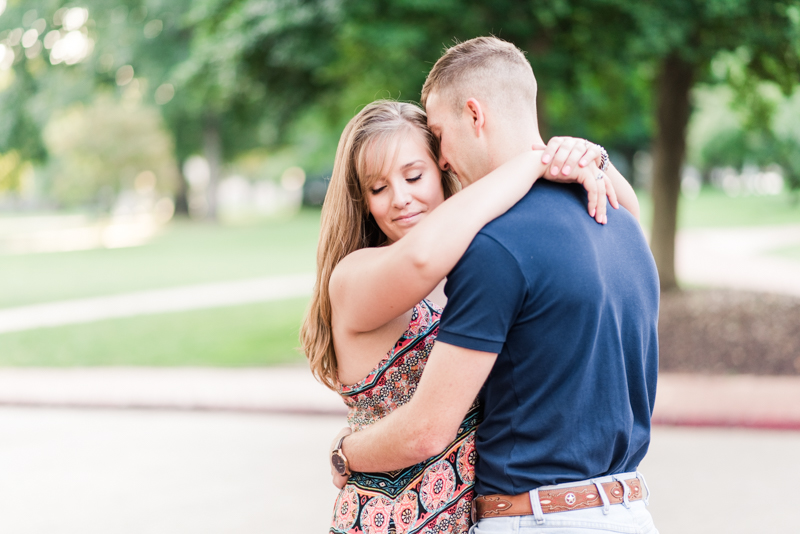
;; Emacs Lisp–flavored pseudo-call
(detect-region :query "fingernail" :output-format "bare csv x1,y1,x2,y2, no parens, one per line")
562,165,571,175
551,166,559,175
542,154,551,163
579,159,587,166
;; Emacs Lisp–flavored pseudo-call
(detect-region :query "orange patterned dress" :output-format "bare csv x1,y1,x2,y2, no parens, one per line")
331,299,479,534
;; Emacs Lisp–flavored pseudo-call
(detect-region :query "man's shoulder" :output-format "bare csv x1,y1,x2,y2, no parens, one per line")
477,181,585,245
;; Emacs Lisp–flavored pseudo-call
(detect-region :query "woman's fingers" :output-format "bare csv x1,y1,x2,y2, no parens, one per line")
581,167,599,219
540,137,602,179
605,174,620,210
594,172,608,224
559,141,593,177
578,144,599,168
580,167,608,224
533,137,600,176
549,138,580,177
539,137,562,164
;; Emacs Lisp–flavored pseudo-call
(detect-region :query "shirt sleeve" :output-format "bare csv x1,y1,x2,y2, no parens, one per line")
436,233,528,354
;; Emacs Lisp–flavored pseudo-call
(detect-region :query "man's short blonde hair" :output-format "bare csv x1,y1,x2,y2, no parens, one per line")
421,36,537,118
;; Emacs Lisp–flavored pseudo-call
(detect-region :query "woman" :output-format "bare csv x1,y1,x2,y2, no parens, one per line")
300,100,638,534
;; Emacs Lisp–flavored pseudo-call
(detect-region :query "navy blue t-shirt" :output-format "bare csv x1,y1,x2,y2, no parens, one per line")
436,181,659,496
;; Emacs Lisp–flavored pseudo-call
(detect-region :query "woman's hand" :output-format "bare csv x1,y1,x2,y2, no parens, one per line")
533,137,620,224
534,136,606,178
329,426,352,489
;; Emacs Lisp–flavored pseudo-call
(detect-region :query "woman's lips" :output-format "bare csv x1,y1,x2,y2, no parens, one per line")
394,212,422,224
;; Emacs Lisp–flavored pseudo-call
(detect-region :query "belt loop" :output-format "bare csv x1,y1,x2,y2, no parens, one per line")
591,479,611,515
612,475,631,509
636,471,651,506
528,488,545,525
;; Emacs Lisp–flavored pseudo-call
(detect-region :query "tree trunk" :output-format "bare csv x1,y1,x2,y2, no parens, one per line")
650,55,694,291
202,115,222,221
173,162,189,216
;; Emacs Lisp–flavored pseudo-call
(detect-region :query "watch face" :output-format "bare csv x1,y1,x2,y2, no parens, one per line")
332,452,348,476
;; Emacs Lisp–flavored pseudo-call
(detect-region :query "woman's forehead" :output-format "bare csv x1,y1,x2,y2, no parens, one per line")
362,129,431,182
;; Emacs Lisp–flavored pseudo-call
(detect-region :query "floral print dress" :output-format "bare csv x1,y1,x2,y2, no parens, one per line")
331,299,479,534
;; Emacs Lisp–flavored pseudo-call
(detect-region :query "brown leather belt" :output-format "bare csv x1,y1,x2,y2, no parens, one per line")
472,478,644,523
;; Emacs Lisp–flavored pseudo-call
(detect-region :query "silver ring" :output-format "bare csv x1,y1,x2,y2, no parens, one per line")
595,171,605,181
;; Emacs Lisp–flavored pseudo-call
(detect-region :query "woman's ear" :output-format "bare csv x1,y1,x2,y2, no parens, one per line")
464,98,485,137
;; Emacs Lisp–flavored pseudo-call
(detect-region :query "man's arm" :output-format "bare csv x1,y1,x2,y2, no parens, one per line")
336,233,526,477
342,342,497,472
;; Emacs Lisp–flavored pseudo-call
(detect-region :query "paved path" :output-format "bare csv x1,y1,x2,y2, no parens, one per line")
0,407,342,534
675,223,800,296
1,224,798,334
0,274,315,334
1,407,797,534
1,366,799,430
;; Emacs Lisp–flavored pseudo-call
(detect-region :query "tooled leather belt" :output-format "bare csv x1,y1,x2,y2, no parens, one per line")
472,478,644,523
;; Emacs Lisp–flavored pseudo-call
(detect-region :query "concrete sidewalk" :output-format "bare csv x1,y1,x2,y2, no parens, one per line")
3,407,797,534
675,223,800,296
1,366,799,430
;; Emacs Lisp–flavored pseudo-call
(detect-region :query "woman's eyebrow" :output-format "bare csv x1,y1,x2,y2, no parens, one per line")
401,160,424,170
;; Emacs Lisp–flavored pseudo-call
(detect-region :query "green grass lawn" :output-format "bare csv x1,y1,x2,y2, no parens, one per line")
3,190,798,368
0,209,321,308
0,298,310,366
637,188,800,229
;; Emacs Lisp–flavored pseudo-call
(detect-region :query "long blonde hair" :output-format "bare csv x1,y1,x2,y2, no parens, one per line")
300,100,460,390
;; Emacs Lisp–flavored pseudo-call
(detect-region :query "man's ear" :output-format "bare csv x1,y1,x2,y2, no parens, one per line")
464,98,485,137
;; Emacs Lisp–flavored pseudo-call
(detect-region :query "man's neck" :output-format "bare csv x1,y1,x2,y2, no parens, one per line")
488,125,545,172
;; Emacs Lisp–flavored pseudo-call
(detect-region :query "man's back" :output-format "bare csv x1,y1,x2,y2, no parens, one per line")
436,180,660,496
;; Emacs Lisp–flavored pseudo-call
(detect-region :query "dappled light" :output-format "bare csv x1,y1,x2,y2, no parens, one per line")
0,42,13,69
154,83,174,105
711,166,785,197
49,30,93,65
115,64,133,85
61,7,89,31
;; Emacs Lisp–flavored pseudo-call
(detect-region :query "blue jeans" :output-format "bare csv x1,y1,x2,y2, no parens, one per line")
469,473,658,534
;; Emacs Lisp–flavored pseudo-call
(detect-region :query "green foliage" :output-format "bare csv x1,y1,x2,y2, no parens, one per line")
42,96,179,207
2,0,800,206
689,84,800,191
0,149,31,192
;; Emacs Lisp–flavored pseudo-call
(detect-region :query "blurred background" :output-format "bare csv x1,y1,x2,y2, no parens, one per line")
0,0,799,533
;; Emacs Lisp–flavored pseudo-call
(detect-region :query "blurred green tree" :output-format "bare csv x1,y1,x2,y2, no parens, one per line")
603,0,800,290
264,0,800,289
43,97,179,207
2,0,798,268
0,0,305,216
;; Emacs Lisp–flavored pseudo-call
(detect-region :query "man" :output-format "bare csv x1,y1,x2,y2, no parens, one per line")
331,36,659,533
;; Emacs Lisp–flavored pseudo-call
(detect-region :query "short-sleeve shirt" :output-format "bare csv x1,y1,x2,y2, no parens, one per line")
436,181,660,496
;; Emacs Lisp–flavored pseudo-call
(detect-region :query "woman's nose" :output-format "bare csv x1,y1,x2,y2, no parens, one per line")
391,186,412,208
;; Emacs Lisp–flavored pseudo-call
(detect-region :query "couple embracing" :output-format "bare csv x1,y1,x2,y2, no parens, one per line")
301,36,660,534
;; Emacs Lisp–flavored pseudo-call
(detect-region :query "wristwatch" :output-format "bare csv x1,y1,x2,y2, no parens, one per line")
331,435,351,476
597,145,610,172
